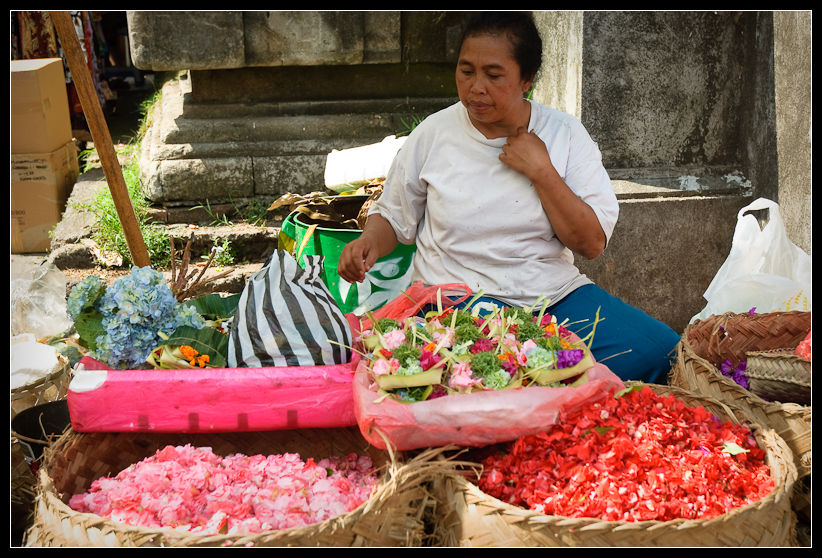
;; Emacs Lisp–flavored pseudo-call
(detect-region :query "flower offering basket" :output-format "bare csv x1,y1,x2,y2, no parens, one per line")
354,360,625,451
24,426,447,547
668,312,811,493
427,383,799,547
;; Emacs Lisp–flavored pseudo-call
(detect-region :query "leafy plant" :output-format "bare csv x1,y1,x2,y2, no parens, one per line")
396,115,423,137
191,199,233,226
70,86,170,267
206,238,236,266
238,199,271,226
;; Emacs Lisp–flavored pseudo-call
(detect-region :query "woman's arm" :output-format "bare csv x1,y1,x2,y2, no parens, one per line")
500,127,607,259
337,213,400,283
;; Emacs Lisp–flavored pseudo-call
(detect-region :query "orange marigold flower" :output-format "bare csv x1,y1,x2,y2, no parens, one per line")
179,345,198,360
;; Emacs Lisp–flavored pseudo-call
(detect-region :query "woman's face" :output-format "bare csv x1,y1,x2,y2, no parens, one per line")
456,32,533,137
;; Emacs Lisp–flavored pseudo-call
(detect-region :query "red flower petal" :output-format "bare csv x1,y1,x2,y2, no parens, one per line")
478,388,774,522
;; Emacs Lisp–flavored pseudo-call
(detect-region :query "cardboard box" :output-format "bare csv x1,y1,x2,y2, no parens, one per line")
11,58,73,154
11,141,80,253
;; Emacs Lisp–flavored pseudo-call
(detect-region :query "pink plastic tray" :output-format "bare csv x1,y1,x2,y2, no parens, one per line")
67,354,360,433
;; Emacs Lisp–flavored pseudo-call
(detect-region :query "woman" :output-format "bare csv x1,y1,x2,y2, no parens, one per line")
338,12,679,383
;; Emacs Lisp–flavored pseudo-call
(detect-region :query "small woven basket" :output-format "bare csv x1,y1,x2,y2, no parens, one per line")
668,311,811,478
11,352,70,543
24,427,445,547
429,383,798,547
745,349,811,405
11,352,70,419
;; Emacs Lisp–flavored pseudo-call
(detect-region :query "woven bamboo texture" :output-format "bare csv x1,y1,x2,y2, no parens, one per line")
24,427,447,547
11,352,70,418
12,438,38,538
429,383,798,547
668,311,811,478
745,350,811,405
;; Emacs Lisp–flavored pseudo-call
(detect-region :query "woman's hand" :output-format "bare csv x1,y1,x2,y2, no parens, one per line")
338,214,399,283
500,127,607,260
338,236,379,283
499,127,553,182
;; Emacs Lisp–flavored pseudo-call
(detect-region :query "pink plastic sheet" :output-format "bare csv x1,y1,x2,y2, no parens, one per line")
68,313,364,433
353,359,626,451
68,354,361,433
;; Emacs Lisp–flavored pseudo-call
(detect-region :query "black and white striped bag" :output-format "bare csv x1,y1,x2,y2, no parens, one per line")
227,250,353,368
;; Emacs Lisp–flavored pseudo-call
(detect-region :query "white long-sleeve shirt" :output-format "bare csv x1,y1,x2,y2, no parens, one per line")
368,100,619,308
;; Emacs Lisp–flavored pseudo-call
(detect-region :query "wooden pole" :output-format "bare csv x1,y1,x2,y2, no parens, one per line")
50,11,151,268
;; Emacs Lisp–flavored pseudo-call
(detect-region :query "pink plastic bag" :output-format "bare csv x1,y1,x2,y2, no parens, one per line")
796,329,811,361
357,281,472,333
352,358,626,451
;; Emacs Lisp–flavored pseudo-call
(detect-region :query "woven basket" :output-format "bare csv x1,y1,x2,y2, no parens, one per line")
668,311,811,478
429,383,798,547
24,427,445,547
11,352,70,419
12,438,38,542
745,349,811,405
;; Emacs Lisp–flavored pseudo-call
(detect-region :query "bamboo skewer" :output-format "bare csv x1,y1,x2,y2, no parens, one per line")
50,11,150,268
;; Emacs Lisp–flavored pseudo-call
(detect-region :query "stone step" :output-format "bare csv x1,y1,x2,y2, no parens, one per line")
139,77,455,205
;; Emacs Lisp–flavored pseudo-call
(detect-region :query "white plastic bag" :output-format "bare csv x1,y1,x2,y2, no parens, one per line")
691,197,812,323
10,261,73,338
324,135,407,193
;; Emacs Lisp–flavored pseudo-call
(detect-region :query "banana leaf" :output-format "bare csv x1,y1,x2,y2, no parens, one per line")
160,325,229,368
183,293,240,321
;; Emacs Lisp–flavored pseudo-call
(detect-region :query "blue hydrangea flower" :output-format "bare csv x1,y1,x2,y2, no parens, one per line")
66,276,106,320
89,266,205,369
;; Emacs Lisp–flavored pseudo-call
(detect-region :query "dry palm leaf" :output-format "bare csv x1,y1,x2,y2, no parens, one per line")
168,233,232,301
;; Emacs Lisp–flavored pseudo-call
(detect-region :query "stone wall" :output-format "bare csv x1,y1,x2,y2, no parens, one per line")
126,11,811,333
129,11,466,206
773,11,812,256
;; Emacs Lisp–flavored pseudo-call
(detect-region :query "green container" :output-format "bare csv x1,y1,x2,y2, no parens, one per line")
280,197,416,315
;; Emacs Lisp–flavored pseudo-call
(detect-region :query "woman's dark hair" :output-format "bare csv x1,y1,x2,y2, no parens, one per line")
459,11,543,83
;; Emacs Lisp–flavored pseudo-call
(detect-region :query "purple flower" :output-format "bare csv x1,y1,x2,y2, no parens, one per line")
556,349,584,369
720,359,749,390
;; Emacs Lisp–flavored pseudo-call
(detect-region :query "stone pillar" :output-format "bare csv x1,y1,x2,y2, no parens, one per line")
531,11,584,119
773,11,812,255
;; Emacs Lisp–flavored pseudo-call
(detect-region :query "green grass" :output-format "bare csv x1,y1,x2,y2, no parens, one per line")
72,86,171,268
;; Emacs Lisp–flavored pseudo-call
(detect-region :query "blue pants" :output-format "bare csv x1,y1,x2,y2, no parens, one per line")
445,284,680,384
